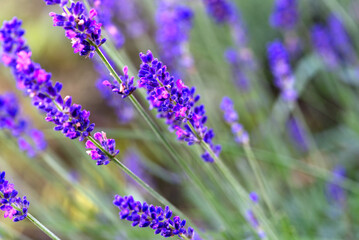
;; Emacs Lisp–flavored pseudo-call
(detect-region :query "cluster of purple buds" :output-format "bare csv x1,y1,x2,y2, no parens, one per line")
286,116,309,153
326,166,346,209
202,0,233,23
138,50,221,162
225,49,251,91
220,97,249,145
270,0,298,30
156,2,194,73
0,93,46,157
47,1,106,58
89,0,125,48
113,195,195,239
311,15,356,68
86,131,119,165
44,0,68,6
102,66,136,98
245,192,266,239
0,18,95,141
267,41,297,102
0,171,29,222
94,58,135,123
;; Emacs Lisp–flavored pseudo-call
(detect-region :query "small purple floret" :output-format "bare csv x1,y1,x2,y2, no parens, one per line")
86,131,119,165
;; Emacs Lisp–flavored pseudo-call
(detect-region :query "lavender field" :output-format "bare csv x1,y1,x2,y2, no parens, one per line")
0,0,358,239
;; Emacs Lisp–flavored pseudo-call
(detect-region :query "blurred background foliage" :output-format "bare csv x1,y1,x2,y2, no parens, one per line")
1,0,359,239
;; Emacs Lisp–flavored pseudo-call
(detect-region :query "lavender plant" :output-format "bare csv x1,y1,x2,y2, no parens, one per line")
1,0,359,239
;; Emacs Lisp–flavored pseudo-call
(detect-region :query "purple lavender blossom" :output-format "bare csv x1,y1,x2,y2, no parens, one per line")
102,66,136,98
113,195,195,239
270,0,298,30
326,166,346,209
0,18,95,141
245,192,266,239
44,0,67,6
156,2,194,73
327,15,356,64
202,0,233,23
225,49,251,91
47,1,106,58
286,116,309,153
89,0,125,48
138,50,221,162
86,131,119,165
267,41,297,102
0,93,46,157
310,24,339,69
0,171,29,222
220,97,249,145
123,150,153,187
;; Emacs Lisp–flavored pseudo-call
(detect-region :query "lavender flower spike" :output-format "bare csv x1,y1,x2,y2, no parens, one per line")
47,1,106,58
220,97,249,145
0,171,29,222
0,93,46,157
270,0,298,30
138,50,221,162
113,195,195,239
202,0,233,23
267,40,297,102
86,131,119,165
245,192,266,239
0,18,95,141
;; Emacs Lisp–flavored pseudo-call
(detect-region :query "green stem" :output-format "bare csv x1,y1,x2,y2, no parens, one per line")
243,142,276,217
26,213,61,240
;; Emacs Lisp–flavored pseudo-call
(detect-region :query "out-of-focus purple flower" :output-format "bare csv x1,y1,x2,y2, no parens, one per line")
327,15,356,64
326,166,346,208
47,1,106,58
123,150,153,187
286,116,309,153
138,50,221,162
113,195,195,239
267,40,297,102
202,0,233,23
86,131,119,165
44,0,67,6
0,93,46,157
0,171,29,222
220,97,249,145
225,49,251,91
311,24,340,69
245,192,266,239
270,0,298,30
0,18,95,141
156,2,194,73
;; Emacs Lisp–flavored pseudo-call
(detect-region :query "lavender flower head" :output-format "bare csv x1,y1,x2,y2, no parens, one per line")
270,0,298,30
267,41,297,102
113,195,195,239
326,166,346,208
310,24,339,69
0,93,46,157
220,97,249,145
156,1,194,72
286,116,309,153
86,131,119,165
102,66,136,98
245,192,266,239
138,50,221,162
0,171,29,222
47,1,106,58
327,15,356,64
202,0,233,23
0,18,95,141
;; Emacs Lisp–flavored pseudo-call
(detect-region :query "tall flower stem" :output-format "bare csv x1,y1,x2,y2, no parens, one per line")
243,142,276,216
0,193,61,240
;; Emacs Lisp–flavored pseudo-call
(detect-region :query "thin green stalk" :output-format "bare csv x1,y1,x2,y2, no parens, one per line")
243,142,276,217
